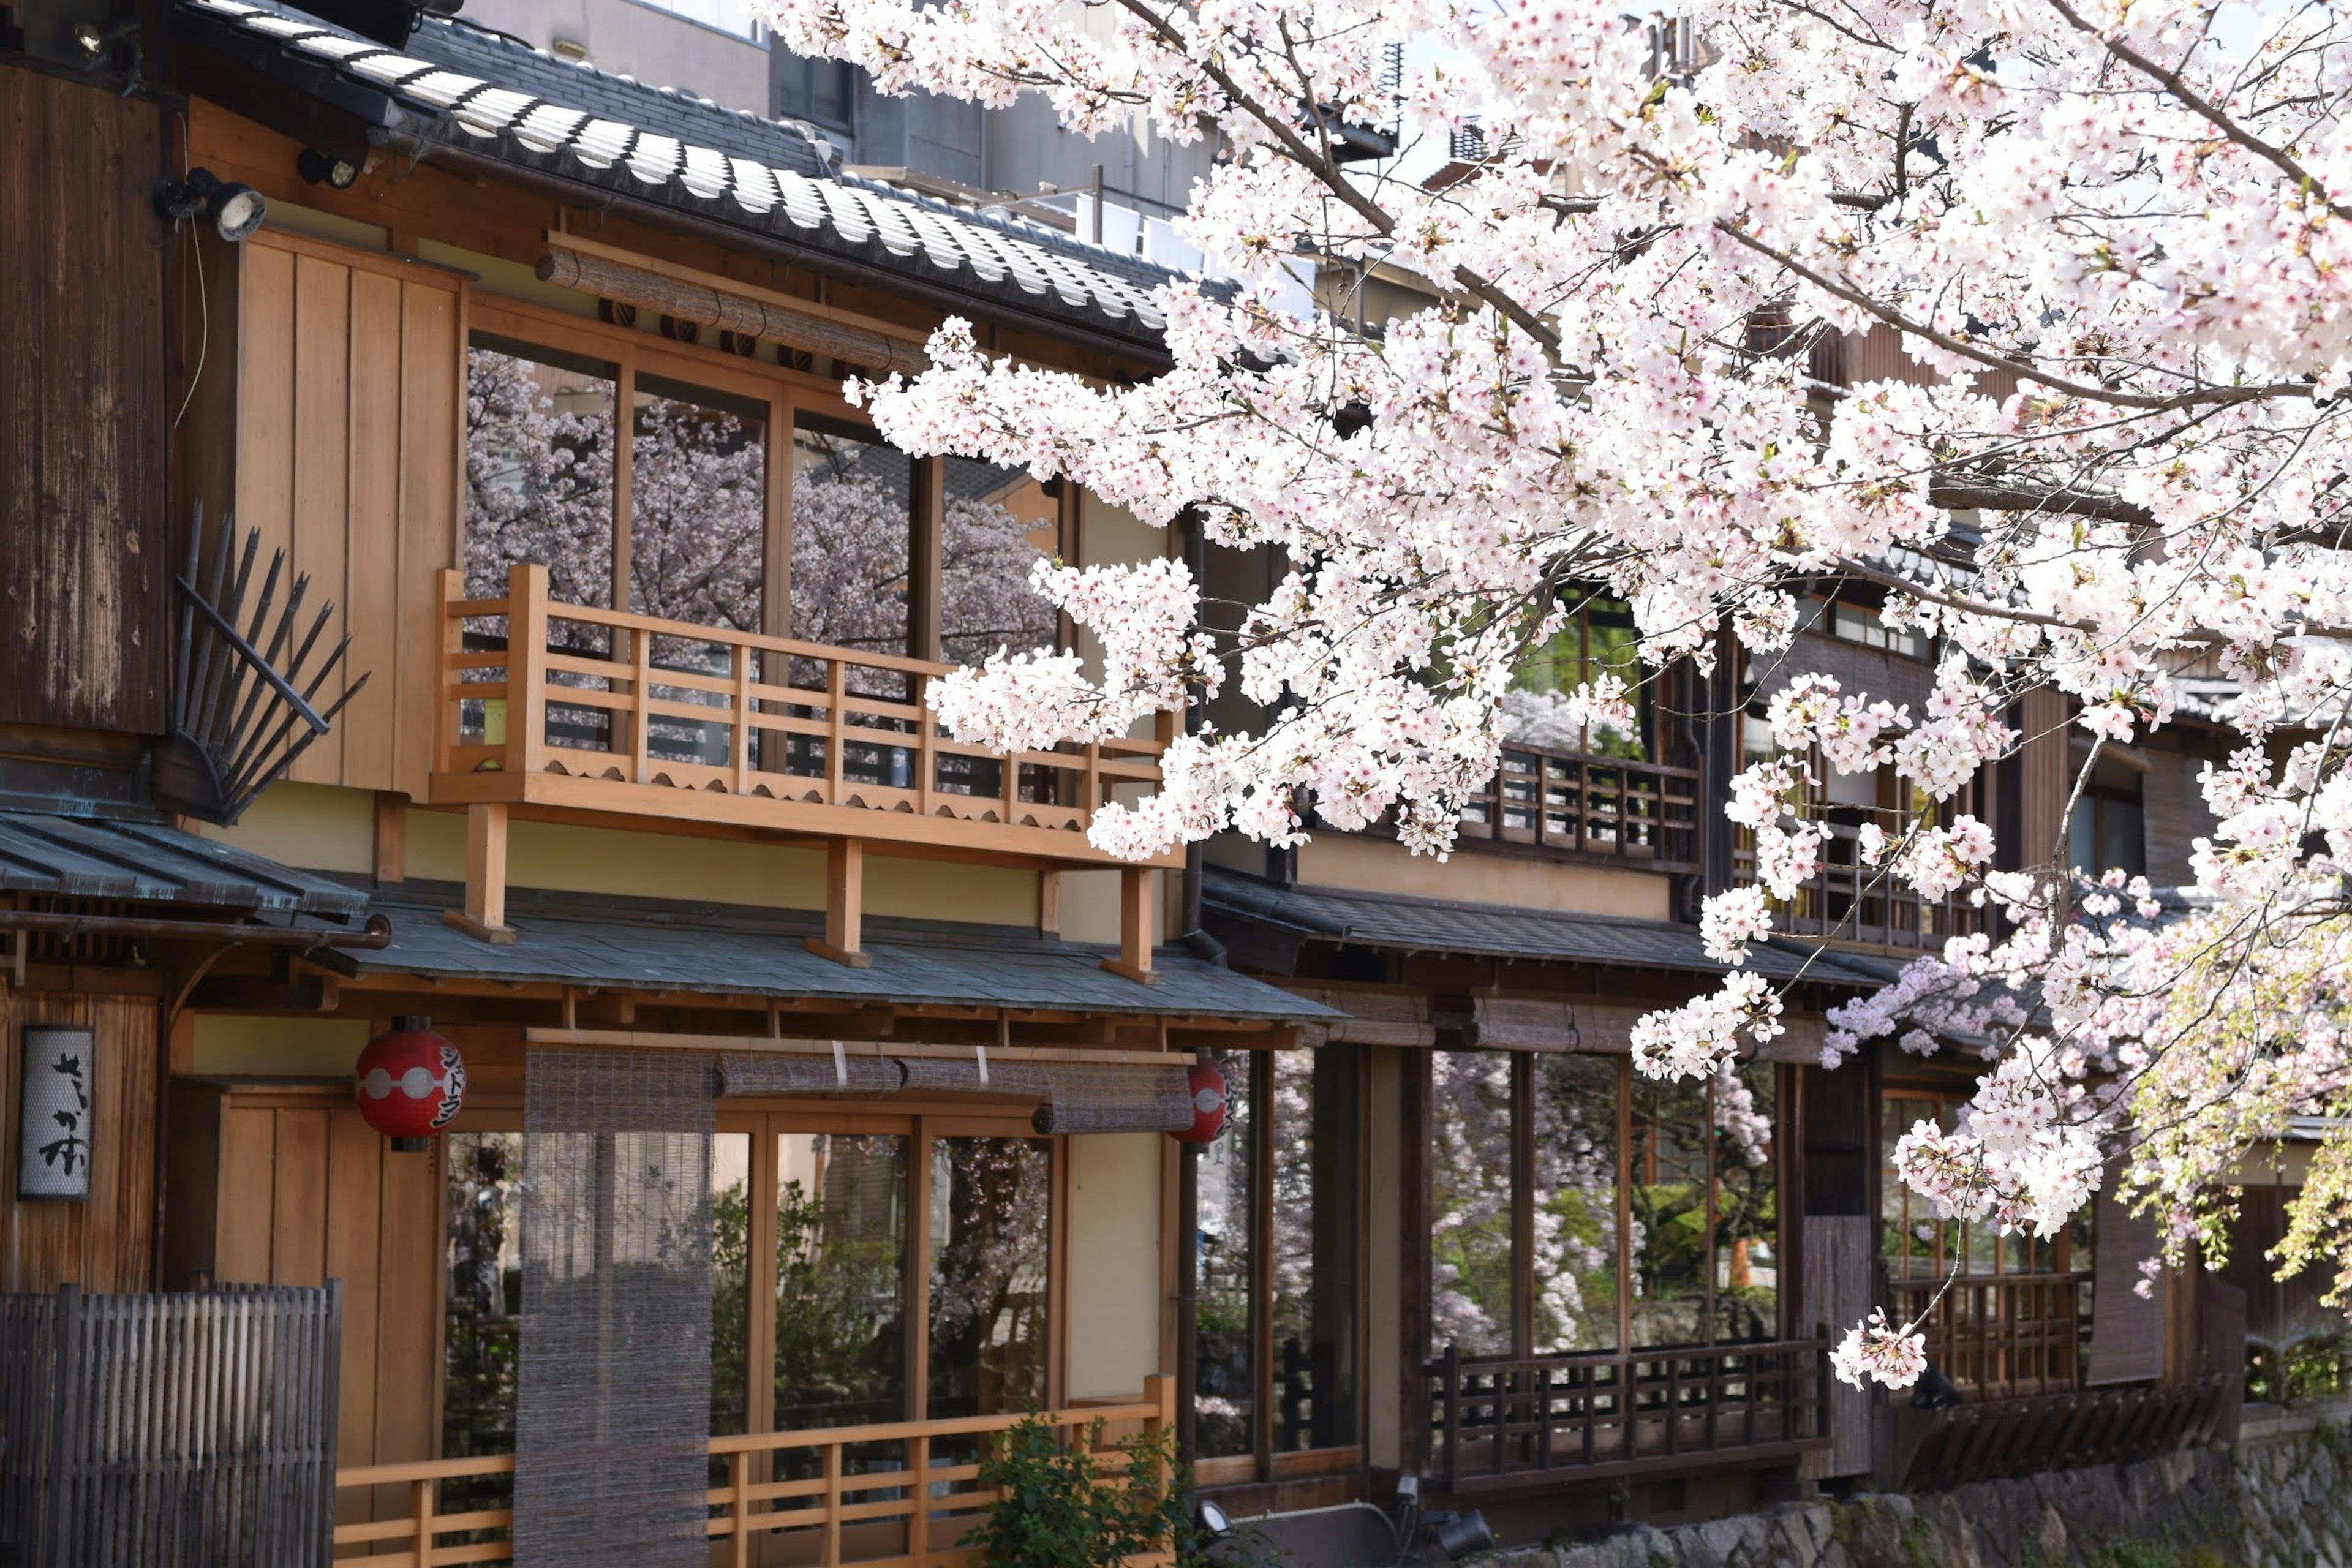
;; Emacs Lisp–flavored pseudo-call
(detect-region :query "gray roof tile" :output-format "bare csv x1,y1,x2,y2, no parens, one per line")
1202,867,1887,987
0,813,372,919
176,0,1182,347
331,881,1335,1020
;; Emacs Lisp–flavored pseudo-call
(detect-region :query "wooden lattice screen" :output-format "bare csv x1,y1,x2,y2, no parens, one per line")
0,1282,341,1567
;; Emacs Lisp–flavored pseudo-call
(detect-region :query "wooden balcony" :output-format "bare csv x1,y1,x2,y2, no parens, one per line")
428,564,1175,971
1425,1336,1829,1493
1455,745,1701,874
1888,1271,2087,1401
330,1380,1174,1567
1735,807,1982,954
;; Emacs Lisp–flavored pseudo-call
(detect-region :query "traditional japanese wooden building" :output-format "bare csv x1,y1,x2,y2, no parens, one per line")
0,0,2253,1562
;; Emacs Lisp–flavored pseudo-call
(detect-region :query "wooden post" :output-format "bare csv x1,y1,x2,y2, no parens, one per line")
372,791,407,884
629,624,654,785
1101,865,1159,984
507,561,550,775
909,1431,931,1568
732,644,754,796
410,1474,436,1568
1038,869,1061,937
821,1441,843,1567
730,1449,752,1568
434,568,466,774
910,456,943,663
824,658,848,805
804,837,870,967
443,801,516,944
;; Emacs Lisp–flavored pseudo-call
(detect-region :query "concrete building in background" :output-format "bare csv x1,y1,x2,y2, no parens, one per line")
461,0,772,116
459,0,1219,255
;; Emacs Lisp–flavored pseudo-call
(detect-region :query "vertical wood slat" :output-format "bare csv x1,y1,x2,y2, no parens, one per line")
0,1284,340,1567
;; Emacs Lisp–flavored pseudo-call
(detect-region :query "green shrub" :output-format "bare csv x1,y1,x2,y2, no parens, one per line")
970,1413,1177,1568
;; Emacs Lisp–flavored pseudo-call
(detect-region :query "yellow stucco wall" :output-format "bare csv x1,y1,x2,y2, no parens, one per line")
192,1014,371,1077
1065,1131,1166,1400
205,782,1051,927
1296,834,1674,921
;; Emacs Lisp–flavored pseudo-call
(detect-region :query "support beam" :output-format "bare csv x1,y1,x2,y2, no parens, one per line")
1102,865,1161,984
443,801,516,944
805,837,872,967
373,791,407,884
1038,869,1061,937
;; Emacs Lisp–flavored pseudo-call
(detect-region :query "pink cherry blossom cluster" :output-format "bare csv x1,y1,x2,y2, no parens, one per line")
1830,1309,1928,1391
753,0,2352,1380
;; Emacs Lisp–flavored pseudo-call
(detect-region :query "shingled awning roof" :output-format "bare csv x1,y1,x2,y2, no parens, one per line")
320,881,1337,1022
0,812,372,919
1202,867,1888,987
175,0,1180,349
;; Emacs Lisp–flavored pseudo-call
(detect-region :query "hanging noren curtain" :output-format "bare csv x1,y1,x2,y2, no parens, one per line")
516,1048,716,1566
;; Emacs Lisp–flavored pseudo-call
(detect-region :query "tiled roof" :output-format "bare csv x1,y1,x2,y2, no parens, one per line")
322,881,1337,1021
175,0,1179,344
0,812,372,919
1202,867,1887,987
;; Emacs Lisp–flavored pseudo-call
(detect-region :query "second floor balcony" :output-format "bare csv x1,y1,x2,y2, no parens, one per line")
434,564,1172,871
1736,802,1983,955
1455,742,1702,875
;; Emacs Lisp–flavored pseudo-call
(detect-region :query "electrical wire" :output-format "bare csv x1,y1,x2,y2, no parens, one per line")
171,111,206,431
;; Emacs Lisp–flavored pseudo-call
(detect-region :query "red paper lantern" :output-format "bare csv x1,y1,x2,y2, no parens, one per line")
1170,1057,1227,1144
355,1016,466,1142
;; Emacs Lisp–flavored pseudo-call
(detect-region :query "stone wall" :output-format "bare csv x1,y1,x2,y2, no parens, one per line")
1472,1415,2350,1568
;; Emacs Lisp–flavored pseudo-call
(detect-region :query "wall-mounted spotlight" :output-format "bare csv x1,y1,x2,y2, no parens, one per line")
73,17,138,58
72,16,141,72
1425,1508,1497,1561
296,148,362,190
154,168,268,244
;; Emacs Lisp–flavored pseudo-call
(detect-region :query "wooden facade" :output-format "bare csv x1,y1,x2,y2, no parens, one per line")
0,64,171,737
0,982,159,1294
0,8,2264,1561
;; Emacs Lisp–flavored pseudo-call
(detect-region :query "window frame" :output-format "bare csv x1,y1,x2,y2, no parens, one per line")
1421,1050,1791,1364
1188,1047,1373,1487
466,296,1075,668
434,1096,1070,1464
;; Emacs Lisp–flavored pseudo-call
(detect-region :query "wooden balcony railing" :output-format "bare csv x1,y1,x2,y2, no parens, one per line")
431,565,1177,871
1735,807,1981,953
1888,1270,2088,1400
330,1379,1174,1567
1456,745,1701,873
1425,1336,1830,1493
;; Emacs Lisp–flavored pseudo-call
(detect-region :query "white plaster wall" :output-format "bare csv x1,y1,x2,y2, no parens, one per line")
1065,1131,1166,1400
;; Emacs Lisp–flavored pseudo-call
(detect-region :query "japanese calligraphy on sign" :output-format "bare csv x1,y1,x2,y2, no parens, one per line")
18,1025,94,1200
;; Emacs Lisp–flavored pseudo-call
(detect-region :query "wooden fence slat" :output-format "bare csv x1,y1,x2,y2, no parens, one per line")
0,1285,341,1567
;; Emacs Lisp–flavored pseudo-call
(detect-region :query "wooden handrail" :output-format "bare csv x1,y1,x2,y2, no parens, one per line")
1423,1337,1830,1491
333,1379,1177,1568
1733,802,1983,952
434,573,1174,875
1455,742,1703,873
1887,1270,2089,1400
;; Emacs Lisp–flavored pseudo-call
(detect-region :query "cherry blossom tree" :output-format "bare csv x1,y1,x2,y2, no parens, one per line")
757,0,2352,1379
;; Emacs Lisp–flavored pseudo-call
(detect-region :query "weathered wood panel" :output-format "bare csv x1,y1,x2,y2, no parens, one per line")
1799,1214,1874,1480
0,988,157,1293
165,1085,444,1486
2088,1156,2168,1385
0,66,170,734
233,232,464,801
0,1282,341,1566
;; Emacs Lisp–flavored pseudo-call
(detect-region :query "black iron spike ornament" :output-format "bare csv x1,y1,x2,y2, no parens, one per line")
153,506,371,825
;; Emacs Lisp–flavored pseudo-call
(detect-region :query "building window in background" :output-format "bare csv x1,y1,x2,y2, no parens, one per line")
1192,1048,1365,1466
1428,1052,1781,1359
1504,589,1650,758
2069,752,2147,880
776,51,855,129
